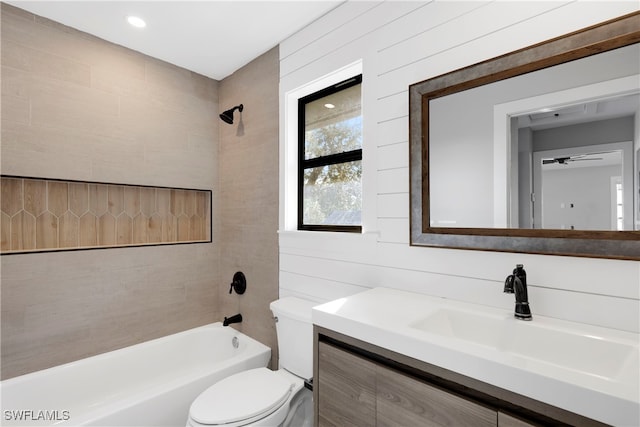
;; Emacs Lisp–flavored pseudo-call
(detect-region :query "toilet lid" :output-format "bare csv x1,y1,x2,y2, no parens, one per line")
190,368,293,425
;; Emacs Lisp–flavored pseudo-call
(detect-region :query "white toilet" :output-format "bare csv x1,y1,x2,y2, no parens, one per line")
186,297,316,427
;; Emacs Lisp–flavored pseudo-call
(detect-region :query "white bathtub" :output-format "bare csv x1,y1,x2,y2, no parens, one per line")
1,323,270,426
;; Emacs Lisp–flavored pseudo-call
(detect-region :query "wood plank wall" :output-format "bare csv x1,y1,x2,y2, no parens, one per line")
278,1,640,333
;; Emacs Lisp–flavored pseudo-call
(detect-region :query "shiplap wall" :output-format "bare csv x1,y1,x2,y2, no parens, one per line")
279,1,640,333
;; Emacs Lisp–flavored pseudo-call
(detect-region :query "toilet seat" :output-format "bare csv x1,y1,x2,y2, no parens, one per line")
189,368,293,426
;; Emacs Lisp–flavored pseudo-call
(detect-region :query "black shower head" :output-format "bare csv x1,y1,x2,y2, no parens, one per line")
219,104,243,124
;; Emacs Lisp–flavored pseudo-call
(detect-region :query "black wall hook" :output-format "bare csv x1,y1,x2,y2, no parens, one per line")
229,271,246,295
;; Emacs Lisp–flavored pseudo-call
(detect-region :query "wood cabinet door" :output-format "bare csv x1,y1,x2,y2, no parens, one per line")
498,411,540,427
376,365,496,427
317,342,377,426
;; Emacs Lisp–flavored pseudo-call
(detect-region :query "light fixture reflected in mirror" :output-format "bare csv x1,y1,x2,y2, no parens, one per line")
219,104,244,125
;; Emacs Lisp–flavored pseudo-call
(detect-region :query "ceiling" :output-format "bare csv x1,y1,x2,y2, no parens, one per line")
5,0,343,80
517,93,639,131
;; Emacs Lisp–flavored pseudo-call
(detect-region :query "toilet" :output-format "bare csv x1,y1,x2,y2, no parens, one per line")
186,297,317,427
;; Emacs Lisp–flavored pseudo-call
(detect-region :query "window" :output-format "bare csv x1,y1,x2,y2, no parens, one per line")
298,75,362,232
614,178,623,231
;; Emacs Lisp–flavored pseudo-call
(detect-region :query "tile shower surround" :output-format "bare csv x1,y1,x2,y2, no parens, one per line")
1,2,218,378
1,176,212,253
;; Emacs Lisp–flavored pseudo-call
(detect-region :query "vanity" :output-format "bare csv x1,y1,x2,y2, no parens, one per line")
312,288,639,427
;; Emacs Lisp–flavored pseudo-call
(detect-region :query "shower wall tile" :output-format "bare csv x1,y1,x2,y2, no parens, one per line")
10,211,35,251
1,177,22,215
108,185,124,216
219,47,280,369
59,212,79,248
79,214,97,247
98,213,116,246
1,213,10,251
140,188,155,216
117,215,132,245
0,177,212,254
133,215,148,244
24,180,46,216
89,184,109,215
48,182,68,216
1,2,220,378
36,211,58,249
69,182,89,216
124,187,140,215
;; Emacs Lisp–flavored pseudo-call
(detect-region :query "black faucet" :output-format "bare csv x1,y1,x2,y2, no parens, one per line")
504,264,532,321
223,313,242,327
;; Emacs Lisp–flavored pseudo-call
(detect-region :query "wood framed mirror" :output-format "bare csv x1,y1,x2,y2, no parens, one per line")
409,11,640,260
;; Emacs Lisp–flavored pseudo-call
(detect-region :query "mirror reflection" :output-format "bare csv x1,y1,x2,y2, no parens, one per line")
523,96,636,231
428,43,639,231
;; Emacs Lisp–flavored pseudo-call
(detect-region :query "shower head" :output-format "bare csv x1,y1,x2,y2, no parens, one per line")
219,104,243,124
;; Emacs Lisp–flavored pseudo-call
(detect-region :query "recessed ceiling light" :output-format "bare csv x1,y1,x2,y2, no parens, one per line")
324,103,335,109
127,16,146,28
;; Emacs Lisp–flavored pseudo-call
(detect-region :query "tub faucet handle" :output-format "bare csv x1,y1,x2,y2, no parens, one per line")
229,271,246,295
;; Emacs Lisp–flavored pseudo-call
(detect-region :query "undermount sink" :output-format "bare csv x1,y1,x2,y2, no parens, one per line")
410,307,637,380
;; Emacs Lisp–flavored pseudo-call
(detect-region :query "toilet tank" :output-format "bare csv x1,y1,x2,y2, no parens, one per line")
270,297,317,381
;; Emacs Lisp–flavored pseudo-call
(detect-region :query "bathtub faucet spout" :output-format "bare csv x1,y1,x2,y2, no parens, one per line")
223,313,242,327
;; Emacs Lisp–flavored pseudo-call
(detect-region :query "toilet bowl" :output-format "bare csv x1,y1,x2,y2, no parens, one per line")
186,368,310,427
186,297,316,427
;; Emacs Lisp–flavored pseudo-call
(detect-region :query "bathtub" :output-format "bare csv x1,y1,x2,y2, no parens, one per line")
1,323,270,426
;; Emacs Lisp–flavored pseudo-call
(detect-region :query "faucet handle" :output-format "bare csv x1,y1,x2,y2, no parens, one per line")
229,271,247,295
504,274,515,293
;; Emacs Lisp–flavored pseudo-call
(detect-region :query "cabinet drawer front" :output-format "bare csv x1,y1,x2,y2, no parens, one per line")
318,341,377,426
377,366,496,427
499,412,539,427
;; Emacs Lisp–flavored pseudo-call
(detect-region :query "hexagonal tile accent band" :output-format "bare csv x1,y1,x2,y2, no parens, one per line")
1,176,211,254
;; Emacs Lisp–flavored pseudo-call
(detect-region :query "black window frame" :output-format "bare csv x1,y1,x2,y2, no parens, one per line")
298,74,363,233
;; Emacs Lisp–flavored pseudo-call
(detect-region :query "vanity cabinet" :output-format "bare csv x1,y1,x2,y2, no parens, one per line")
315,328,607,427
317,339,376,426
318,341,494,427
376,357,495,427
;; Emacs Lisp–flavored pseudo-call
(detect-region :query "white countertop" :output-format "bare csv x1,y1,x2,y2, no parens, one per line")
312,287,640,426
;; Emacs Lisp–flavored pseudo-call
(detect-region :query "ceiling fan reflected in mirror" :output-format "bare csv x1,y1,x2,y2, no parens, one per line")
542,152,608,165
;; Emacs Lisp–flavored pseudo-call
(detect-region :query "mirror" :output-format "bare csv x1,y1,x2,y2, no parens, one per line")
409,12,640,259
